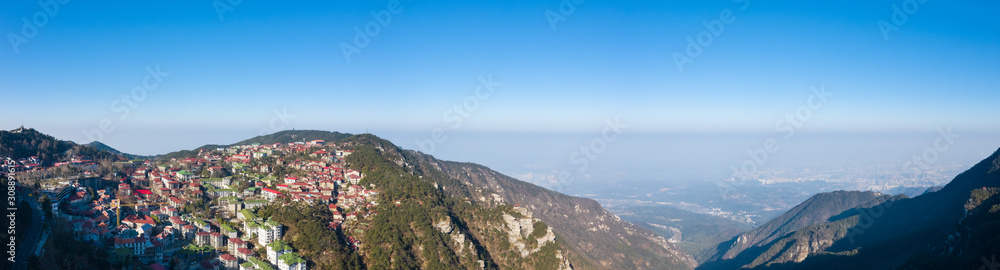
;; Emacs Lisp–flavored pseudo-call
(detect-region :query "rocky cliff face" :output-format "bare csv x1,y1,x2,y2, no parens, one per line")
407,150,698,270
433,216,479,266
499,207,556,257
341,135,574,270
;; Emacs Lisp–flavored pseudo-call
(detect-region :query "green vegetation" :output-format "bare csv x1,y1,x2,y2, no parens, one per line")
239,209,259,220
40,194,52,218
345,143,468,269
527,221,548,240
0,127,119,164
267,240,294,252
192,219,207,227
6,128,687,270
247,257,275,270
342,137,572,270
533,243,561,270
965,187,1000,212
239,130,352,146
178,244,215,255
157,130,351,160
218,196,242,203
257,202,364,269
278,252,307,265
39,217,112,269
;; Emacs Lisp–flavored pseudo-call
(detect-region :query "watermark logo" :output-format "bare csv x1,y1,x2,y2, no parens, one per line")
258,107,296,136
341,0,410,63
544,0,587,31
732,85,832,178
570,117,626,173
4,157,18,263
981,254,998,270
902,127,958,174
415,75,500,154
549,117,626,192
877,0,928,41
672,0,749,73
849,126,958,243
82,65,169,143
845,199,895,244
7,0,70,54
719,84,832,198
213,0,244,22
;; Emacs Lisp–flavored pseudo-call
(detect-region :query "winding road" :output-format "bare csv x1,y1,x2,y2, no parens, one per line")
12,192,43,270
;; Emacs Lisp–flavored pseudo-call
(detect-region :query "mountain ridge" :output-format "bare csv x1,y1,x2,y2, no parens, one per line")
169,130,697,269
86,141,155,160
404,152,698,269
0,127,123,164
700,148,1000,269
156,130,354,160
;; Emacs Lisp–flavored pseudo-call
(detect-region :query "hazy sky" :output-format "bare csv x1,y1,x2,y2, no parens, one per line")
2,0,999,159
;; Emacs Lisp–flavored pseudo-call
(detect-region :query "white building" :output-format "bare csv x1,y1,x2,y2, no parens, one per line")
278,252,307,270
257,219,283,245
266,241,293,264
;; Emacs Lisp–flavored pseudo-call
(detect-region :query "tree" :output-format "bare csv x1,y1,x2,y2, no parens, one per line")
40,195,52,218
235,180,252,190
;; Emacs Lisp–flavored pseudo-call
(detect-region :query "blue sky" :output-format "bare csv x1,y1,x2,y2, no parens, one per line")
1,0,999,157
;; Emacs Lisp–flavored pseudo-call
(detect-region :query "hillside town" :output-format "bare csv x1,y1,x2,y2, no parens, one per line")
8,139,378,270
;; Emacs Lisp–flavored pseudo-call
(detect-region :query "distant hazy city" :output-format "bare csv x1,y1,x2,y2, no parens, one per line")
514,160,970,225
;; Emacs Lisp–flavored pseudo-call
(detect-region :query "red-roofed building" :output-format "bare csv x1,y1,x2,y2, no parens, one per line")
199,260,218,270
119,183,132,193
220,253,239,269
122,214,156,228
262,188,281,200
169,196,186,207
228,237,247,251
235,247,254,261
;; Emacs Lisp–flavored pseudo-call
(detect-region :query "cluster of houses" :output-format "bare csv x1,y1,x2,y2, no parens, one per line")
1,154,102,173
56,185,176,266
41,139,381,270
